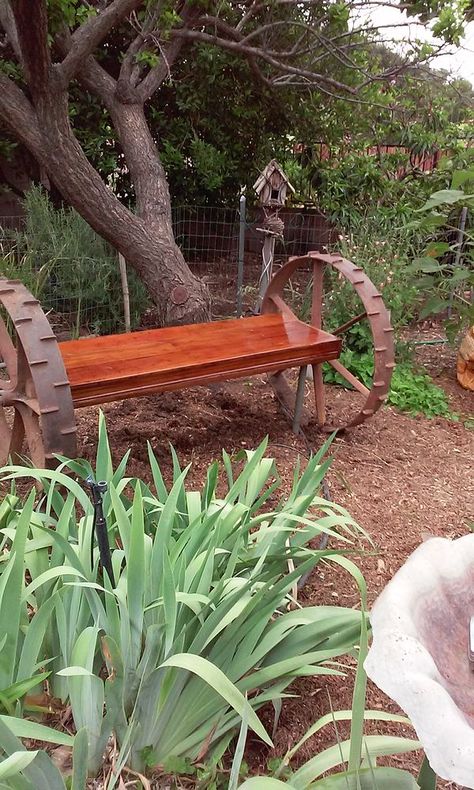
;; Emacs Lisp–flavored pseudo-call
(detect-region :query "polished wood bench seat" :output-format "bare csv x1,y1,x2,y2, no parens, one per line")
59,313,341,408
0,253,395,466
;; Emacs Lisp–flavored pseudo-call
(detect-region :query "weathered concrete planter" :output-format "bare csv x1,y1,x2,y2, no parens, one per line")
365,535,474,788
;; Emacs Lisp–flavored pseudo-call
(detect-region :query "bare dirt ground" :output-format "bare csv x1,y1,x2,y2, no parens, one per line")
72,332,473,786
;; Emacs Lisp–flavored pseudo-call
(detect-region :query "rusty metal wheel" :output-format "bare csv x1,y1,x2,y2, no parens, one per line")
262,252,395,431
0,278,77,466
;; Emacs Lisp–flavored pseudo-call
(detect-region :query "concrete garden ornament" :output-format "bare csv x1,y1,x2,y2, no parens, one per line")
364,535,474,789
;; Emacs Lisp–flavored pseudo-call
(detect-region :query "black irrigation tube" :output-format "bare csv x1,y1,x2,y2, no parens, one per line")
85,475,115,587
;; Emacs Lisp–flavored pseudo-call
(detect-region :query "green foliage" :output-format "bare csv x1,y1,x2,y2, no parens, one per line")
289,175,464,421
152,45,298,205
406,0,470,44
0,187,148,336
0,419,369,781
323,351,453,418
291,78,473,220
234,557,421,788
315,153,414,223
386,363,453,418
407,170,474,339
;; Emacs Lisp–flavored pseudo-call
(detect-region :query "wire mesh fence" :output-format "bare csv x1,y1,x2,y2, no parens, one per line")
0,202,338,337
0,219,147,338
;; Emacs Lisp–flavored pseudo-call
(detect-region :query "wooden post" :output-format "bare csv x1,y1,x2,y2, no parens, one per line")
258,233,276,308
253,161,294,312
118,253,131,333
237,194,246,317
311,261,326,426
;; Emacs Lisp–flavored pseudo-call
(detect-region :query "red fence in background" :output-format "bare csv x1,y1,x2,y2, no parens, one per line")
293,141,472,177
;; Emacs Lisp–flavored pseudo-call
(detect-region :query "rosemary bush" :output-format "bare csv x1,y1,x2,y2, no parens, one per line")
1,187,148,336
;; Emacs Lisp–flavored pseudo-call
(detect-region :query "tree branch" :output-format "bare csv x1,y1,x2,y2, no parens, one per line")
55,28,117,107
0,0,22,63
118,29,146,88
135,36,186,101
184,14,272,88
11,0,50,98
0,72,45,158
118,5,165,89
59,0,143,84
134,3,202,101
171,27,358,93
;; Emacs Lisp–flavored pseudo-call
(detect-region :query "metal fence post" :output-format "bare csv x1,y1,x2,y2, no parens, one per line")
237,194,246,317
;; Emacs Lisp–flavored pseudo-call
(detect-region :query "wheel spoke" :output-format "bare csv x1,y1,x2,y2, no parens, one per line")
332,311,367,336
0,317,17,387
311,262,324,328
328,359,370,397
0,402,45,467
18,405,45,468
0,409,12,465
312,363,325,426
310,262,326,425
10,409,26,459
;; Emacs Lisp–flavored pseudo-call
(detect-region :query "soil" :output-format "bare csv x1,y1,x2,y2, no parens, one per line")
70,329,473,788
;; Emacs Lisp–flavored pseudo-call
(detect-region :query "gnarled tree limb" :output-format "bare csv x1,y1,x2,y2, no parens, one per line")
171,27,358,92
0,0,22,63
59,0,142,84
0,72,45,157
11,0,50,98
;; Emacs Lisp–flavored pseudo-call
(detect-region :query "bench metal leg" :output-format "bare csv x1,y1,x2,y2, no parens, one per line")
292,365,307,433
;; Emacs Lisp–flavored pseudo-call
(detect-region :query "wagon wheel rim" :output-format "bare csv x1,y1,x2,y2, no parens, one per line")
262,252,395,431
0,278,77,466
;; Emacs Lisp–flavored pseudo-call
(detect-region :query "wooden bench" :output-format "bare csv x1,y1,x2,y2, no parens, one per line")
0,252,394,466
60,313,340,408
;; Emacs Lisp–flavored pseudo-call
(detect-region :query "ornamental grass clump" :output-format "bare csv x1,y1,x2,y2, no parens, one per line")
0,417,368,783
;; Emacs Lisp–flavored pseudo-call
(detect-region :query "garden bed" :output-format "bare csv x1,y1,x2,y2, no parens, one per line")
72,335,473,787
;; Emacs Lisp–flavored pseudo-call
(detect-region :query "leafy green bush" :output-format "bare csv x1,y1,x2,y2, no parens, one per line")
316,152,416,225
324,351,453,419
0,418,370,783
290,204,457,420
0,187,148,336
387,363,453,418
406,169,474,341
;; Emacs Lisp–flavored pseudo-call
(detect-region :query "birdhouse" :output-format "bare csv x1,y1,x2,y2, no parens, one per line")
253,160,295,208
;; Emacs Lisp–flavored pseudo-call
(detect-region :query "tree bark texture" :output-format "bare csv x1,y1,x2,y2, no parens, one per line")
1,4,211,326
40,88,210,325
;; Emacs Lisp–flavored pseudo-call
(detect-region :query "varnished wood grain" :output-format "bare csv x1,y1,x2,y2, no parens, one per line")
59,314,341,408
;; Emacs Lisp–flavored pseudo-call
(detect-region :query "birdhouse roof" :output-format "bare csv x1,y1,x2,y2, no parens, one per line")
253,159,295,195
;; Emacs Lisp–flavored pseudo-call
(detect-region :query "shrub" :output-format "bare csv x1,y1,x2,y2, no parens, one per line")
0,418,369,782
406,171,474,341
0,187,148,336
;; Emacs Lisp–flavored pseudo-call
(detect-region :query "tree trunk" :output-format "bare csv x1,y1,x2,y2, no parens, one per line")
49,153,210,325
1,71,211,325
104,99,212,324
